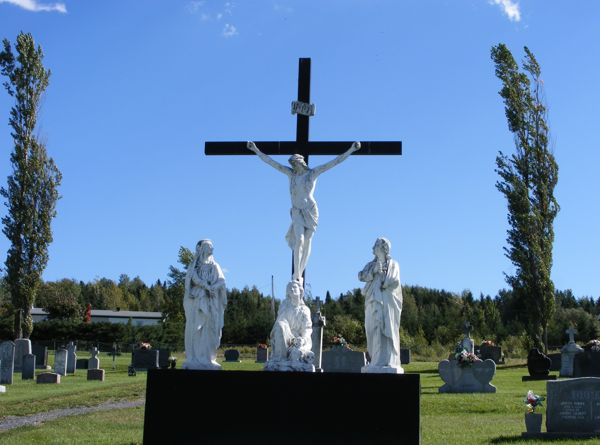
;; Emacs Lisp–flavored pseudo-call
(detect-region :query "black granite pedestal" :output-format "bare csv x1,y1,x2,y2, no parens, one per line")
143,369,421,445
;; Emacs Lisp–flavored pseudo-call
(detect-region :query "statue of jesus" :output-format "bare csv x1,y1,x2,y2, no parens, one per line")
247,141,361,282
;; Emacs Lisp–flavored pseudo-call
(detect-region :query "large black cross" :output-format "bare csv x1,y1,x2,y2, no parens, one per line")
204,58,402,283
205,58,402,162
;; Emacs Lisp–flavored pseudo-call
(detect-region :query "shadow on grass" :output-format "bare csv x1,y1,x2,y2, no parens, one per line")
491,435,600,443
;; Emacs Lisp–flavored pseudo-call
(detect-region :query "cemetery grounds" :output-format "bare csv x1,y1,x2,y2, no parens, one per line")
0,352,599,445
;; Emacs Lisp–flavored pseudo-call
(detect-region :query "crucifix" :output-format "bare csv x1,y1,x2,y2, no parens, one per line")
205,58,402,285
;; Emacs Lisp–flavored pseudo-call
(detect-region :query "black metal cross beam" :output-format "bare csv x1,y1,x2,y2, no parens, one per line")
204,58,402,163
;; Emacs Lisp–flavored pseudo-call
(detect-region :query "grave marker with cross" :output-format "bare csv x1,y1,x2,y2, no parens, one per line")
204,58,402,282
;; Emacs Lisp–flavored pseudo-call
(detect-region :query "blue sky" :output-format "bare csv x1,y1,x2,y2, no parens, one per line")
0,0,598,302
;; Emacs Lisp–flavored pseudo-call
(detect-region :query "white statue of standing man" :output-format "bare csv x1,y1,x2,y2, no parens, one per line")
359,237,403,374
247,141,361,283
182,239,227,370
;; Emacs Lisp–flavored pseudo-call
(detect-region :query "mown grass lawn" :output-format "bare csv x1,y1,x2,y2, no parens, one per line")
2,358,600,444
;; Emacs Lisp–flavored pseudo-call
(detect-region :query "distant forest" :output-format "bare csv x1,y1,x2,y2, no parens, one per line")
1,267,598,356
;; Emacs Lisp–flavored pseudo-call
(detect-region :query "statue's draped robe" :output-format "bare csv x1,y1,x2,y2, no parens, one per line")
183,258,227,368
270,299,313,361
360,259,402,368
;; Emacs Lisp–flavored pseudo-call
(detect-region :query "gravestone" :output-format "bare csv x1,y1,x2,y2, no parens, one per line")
479,344,502,364
256,347,268,363
66,341,77,374
401,348,411,365
21,354,36,380
76,358,89,369
14,338,32,372
573,350,600,378
132,349,159,370
54,348,68,376
32,344,49,369
0,384,5,393
87,368,105,382
322,346,366,373
0,341,15,385
158,349,171,369
561,327,584,377
89,347,100,370
546,377,600,435
523,348,555,381
438,359,497,393
37,372,61,384
224,349,240,362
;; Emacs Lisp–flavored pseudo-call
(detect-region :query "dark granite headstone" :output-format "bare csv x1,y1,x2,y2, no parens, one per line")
66,341,77,374
0,341,15,385
546,377,600,434
14,339,31,372
144,370,421,445
132,349,159,370
322,346,366,373
87,368,105,381
548,353,561,372
22,353,36,380
256,347,268,363
573,350,600,377
480,345,502,364
224,349,240,362
158,349,171,369
54,349,68,376
37,372,61,384
32,344,48,369
527,348,551,377
76,358,89,369
401,348,411,364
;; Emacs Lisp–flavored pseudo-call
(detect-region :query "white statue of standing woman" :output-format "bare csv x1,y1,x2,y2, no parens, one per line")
247,141,361,283
182,239,227,370
359,237,403,374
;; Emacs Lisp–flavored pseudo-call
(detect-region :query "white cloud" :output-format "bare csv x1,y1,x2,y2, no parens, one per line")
489,0,521,22
187,1,205,14
222,23,238,38
0,0,66,13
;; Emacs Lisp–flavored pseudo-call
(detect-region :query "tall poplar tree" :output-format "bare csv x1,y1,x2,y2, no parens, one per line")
0,32,62,339
491,44,559,351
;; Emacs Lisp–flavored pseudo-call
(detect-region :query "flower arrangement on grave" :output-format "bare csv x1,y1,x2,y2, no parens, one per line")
332,335,348,349
481,340,496,347
139,342,152,350
524,390,545,413
584,339,600,352
168,355,177,369
257,343,268,350
454,348,481,368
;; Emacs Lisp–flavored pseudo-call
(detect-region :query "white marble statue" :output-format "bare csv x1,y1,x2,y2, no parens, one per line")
359,237,404,374
264,280,315,372
182,239,227,370
247,141,361,283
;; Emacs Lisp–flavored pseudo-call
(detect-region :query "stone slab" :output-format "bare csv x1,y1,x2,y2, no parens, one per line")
66,342,77,374
54,349,68,376
87,369,105,381
0,385,5,393
522,375,557,381
0,341,15,385
322,347,366,373
144,370,421,445
548,353,561,372
573,350,600,377
223,349,240,362
32,344,49,369
14,338,32,372
76,358,89,369
401,348,411,364
22,354,36,380
37,372,61,384
546,377,600,433
132,349,159,370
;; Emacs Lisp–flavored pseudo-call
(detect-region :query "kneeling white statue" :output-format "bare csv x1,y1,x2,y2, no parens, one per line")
359,237,404,374
182,239,227,370
264,280,315,372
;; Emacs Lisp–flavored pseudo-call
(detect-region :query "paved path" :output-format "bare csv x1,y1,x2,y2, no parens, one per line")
0,399,145,432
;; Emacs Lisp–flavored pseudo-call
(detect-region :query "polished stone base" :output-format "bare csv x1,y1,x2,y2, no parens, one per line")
361,364,404,374
522,374,557,381
144,369,421,445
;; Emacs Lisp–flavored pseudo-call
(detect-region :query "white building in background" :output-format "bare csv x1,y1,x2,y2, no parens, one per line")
31,307,163,326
